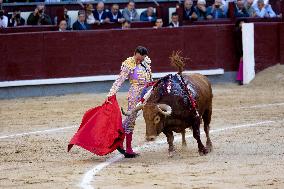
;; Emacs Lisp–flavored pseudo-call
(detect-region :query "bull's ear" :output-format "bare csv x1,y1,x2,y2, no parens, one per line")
154,115,161,124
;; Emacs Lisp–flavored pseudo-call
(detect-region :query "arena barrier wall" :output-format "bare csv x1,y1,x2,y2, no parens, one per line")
280,23,284,65
1,22,282,83
0,24,238,82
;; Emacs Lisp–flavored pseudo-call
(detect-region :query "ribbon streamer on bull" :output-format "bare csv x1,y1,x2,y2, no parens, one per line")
169,51,200,118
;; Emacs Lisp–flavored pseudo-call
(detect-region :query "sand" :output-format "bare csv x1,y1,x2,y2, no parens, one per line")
0,64,284,189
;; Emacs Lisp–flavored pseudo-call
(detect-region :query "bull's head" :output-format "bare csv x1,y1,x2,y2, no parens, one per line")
143,104,172,141
122,103,172,141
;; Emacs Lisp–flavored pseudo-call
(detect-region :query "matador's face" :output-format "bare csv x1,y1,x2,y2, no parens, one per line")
134,53,146,64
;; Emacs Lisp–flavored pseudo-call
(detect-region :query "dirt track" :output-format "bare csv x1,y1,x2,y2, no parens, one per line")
1,65,284,189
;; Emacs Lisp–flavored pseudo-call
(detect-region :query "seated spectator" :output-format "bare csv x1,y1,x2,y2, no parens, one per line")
58,20,67,31
0,9,8,28
245,0,256,17
107,4,125,23
206,0,226,19
72,10,90,30
93,1,109,24
54,7,71,30
153,18,163,28
122,0,140,22
27,4,52,25
169,12,180,27
183,0,198,21
234,0,249,18
254,0,276,18
8,7,25,27
140,7,156,22
122,20,131,29
195,0,208,20
85,3,98,24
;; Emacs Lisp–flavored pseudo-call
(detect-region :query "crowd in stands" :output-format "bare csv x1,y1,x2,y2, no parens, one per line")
0,0,281,30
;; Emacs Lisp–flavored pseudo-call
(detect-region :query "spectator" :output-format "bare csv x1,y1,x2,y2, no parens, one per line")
27,4,52,25
183,0,198,21
195,0,208,20
93,1,109,24
122,20,131,29
85,3,97,24
153,18,163,28
245,0,256,17
54,7,71,30
72,10,90,30
254,0,276,18
122,1,139,22
168,12,180,27
235,19,246,85
107,4,125,23
234,0,249,18
0,9,8,28
8,7,25,27
140,7,156,22
206,0,226,19
58,19,67,31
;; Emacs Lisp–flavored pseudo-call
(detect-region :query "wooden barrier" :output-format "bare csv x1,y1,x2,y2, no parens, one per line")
0,25,58,33
0,22,282,82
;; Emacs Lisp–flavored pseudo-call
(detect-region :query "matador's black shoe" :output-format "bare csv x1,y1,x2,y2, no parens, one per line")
117,147,125,155
124,152,140,158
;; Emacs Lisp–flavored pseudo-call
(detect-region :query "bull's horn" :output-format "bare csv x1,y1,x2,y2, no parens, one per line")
121,104,144,116
157,104,172,116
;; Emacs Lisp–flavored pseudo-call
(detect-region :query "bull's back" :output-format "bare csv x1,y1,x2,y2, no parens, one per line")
182,73,213,113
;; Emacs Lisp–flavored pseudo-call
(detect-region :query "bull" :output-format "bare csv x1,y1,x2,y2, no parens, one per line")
126,73,213,156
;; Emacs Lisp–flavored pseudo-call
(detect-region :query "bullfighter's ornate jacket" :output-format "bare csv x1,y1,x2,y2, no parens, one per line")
108,56,152,133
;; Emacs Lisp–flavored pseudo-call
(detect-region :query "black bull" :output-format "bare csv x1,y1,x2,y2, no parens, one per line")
126,73,213,156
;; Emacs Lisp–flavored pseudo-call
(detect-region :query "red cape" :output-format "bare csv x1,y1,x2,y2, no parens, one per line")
67,95,125,156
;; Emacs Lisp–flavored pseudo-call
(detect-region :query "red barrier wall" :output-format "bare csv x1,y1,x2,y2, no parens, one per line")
0,22,282,82
254,22,280,72
280,23,284,65
0,25,238,81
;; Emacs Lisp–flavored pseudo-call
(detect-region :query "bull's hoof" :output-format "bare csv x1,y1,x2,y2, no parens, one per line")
181,143,187,150
206,143,213,153
168,151,175,158
198,148,209,156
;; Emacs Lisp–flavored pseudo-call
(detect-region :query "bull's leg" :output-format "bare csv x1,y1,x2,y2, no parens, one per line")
164,131,175,157
192,118,208,156
181,130,187,147
203,109,213,152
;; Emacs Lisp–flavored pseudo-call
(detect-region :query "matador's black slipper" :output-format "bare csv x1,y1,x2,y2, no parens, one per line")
117,147,125,155
124,153,140,158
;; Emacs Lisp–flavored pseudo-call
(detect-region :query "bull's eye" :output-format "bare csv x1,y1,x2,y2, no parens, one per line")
154,115,161,124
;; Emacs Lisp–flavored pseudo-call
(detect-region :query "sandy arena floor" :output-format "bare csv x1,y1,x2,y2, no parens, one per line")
1,65,284,189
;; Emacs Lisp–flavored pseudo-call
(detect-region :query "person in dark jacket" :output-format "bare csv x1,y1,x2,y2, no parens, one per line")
168,12,181,27
140,7,156,22
8,7,25,27
206,0,226,19
107,4,125,23
235,19,246,85
72,10,90,30
234,0,249,17
27,3,52,25
93,1,109,23
183,0,198,21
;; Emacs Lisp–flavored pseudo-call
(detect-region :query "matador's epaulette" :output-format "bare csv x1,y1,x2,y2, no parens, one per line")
121,57,136,71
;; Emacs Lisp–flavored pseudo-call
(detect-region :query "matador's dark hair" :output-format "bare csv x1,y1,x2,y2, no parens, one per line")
135,46,148,56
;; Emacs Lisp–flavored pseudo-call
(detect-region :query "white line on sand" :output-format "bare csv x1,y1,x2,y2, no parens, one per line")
1,102,283,139
214,102,284,111
79,120,278,189
0,125,77,139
